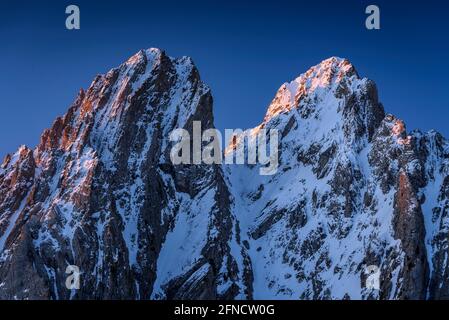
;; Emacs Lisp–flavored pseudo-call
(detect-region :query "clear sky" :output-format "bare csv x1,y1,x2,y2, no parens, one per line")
0,0,448,159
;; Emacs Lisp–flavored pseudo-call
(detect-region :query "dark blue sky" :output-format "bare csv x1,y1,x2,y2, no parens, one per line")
0,0,448,159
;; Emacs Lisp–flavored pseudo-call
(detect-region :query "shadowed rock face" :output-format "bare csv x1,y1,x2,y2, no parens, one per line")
391,171,428,299
0,52,448,300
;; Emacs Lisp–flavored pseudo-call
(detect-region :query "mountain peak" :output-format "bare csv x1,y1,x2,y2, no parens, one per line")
298,56,358,87
32,48,209,163
124,48,164,66
263,57,360,123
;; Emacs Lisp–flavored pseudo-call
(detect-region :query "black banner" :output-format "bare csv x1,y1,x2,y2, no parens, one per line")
0,300,444,319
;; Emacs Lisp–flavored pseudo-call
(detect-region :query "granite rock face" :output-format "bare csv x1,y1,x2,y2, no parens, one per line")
0,51,448,300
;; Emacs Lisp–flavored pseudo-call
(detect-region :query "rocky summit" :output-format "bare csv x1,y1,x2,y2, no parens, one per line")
0,49,448,300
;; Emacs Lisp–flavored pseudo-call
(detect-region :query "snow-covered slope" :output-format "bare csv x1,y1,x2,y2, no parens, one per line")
0,52,448,300
225,57,442,299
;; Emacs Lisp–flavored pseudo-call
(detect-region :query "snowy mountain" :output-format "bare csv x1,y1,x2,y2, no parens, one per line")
0,50,448,300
